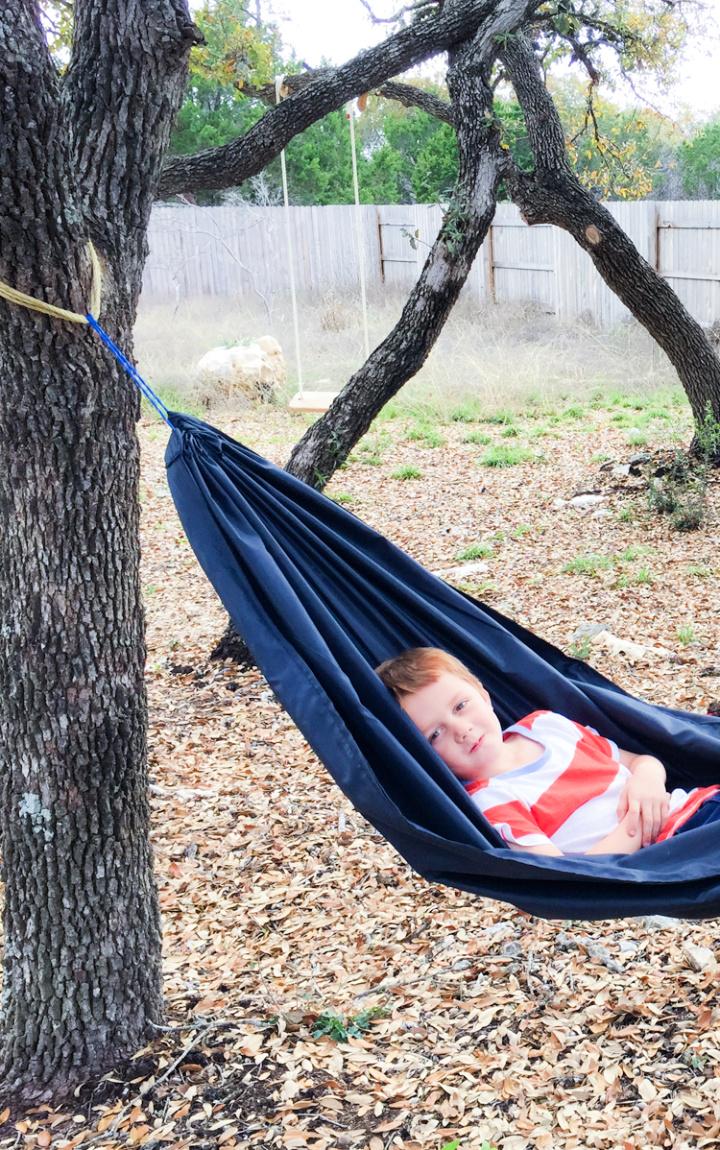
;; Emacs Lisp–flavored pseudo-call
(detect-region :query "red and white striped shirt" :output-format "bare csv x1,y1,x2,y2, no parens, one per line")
465,711,719,854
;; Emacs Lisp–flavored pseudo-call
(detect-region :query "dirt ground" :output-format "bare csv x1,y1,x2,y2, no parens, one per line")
2,392,720,1150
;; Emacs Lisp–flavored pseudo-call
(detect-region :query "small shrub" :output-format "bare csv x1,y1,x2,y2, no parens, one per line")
479,445,535,467
392,465,423,480
311,1006,387,1042
455,542,493,561
647,449,709,532
672,502,705,532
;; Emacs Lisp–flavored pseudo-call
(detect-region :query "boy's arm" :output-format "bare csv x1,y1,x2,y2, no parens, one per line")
518,815,645,857
616,749,669,847
585,814,646,855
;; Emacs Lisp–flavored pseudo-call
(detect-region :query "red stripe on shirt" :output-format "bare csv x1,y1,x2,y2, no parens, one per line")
529,724,618,837
481,798,547,843
656,785,720,842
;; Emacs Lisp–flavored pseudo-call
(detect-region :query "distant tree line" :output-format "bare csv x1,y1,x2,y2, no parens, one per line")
168,2,720,206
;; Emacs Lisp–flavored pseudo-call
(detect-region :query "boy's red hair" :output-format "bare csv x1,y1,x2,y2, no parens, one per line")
375,647,481,701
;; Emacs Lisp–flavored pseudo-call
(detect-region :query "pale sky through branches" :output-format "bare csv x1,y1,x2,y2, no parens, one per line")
273,0,720,123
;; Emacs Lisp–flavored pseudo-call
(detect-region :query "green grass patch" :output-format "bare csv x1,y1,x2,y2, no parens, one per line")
478,444,535,468
500,425,520,438
677,624,696,646
569,636,593,660
391,465,423,480
448,400,484,423
406,424,445,448
563,553,614,576
462,430,492,445
482,408,516,425
331,492,355,505
455,542,493,561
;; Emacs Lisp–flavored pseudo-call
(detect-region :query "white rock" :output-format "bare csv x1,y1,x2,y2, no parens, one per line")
442,560,490,579
592,630,672,663
641,915,683,930
683,943,717,972
570,493,607,509
195,338,286,408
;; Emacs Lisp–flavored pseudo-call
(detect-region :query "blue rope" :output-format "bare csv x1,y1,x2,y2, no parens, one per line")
86,313,171,426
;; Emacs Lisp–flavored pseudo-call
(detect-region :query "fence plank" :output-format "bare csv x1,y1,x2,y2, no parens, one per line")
142,201,720,330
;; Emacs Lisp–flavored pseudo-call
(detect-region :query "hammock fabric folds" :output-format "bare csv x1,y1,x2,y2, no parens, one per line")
166,413,720,921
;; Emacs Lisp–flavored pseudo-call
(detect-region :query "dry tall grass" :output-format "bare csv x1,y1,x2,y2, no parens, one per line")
134,292,679,418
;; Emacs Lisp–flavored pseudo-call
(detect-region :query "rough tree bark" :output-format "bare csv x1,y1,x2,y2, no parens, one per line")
0,0,199,1105
498,32,720,442
210,0,532,662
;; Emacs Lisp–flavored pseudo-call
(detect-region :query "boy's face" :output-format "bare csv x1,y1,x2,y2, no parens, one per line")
400,671,504,781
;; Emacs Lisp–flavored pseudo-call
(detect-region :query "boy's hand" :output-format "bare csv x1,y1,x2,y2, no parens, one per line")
616,758,670,847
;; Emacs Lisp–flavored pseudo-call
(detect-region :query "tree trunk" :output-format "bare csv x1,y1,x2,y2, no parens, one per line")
499,32,720,445
213,0,531,662
0,0,198,1105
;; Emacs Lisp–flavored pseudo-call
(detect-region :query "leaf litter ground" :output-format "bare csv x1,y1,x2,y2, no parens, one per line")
1,401,720,1150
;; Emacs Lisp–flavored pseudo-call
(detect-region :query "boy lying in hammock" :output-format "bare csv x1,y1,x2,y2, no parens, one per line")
376,647,720,856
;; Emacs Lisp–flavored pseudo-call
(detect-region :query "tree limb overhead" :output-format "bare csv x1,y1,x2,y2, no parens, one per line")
157,0,539,198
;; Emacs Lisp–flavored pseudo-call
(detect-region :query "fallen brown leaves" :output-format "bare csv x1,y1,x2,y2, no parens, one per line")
1,404,719,1150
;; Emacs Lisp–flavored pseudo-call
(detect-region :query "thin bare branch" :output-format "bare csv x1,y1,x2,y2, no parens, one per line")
357,0,439,24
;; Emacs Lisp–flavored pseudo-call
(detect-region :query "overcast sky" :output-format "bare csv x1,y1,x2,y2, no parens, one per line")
272,0,720,123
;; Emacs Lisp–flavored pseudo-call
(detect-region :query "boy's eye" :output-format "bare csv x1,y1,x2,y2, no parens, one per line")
455,699,467,712
428,729,440,744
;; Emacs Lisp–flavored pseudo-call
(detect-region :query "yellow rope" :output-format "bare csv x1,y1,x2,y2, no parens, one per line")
0,242,102,324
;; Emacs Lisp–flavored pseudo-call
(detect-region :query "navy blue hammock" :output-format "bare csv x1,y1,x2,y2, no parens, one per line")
86,314,720,922
158,410,720,922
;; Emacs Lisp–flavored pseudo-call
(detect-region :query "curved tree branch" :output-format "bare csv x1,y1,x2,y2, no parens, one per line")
377,79,454,123
157,0,536,199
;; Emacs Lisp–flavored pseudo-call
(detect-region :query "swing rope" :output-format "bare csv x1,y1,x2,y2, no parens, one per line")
0,242,171,426
276,74,305,396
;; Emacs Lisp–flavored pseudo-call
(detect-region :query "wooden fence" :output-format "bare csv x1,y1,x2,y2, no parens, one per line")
142,200,720,329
